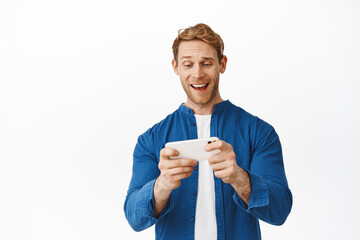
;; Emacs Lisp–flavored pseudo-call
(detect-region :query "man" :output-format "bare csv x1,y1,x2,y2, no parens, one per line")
124,23,292,240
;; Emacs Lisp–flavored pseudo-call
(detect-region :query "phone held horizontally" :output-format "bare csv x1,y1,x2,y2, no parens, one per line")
165,137,221,161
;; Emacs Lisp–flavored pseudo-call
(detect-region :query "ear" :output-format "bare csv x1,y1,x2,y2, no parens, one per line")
172,59,179,75
220,55,227,74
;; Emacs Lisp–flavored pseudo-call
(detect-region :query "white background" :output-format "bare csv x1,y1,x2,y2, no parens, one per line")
1,0,359,239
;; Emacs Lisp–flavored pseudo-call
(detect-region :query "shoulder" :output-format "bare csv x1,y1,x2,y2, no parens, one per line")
227,102,277,143
137,107,182,145
228,102,273,130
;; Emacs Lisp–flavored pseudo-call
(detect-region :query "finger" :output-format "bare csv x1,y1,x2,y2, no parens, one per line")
209,150,236,164
213,169,229,179
170,172,193,181
167,159,198,169
160,148,179,158
204,140,227,152
210,161,229,171
168,166,195,175
158,158,197,170
161,170,193,181
208,152,226,164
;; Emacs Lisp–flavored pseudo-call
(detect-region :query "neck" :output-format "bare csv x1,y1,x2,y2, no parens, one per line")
185,96,224,115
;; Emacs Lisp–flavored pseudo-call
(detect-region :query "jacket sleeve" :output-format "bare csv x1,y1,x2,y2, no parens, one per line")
123,131,174,231
233,121,293,225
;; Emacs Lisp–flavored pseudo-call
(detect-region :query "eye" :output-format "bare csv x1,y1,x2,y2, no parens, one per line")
183,62,192,68
203,62,212,67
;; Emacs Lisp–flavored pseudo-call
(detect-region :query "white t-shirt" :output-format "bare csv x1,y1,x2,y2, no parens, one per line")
194,114,217,240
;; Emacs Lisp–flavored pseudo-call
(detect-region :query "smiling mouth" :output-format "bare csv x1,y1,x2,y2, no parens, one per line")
190,83,209,90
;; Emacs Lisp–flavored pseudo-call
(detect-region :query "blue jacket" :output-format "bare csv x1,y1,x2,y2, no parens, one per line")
124,100,292,240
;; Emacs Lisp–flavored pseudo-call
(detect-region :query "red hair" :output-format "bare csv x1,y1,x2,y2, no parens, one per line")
172,23,224,64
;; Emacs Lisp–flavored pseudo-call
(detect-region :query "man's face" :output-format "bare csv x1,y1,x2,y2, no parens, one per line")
172,40,227,108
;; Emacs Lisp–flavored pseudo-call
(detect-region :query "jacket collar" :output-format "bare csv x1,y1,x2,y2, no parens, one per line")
178,100,231,116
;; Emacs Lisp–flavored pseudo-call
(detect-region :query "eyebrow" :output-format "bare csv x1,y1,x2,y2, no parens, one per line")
180,56,216,61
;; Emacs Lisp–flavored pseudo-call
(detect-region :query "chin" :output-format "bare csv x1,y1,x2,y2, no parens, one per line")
190,97,212,106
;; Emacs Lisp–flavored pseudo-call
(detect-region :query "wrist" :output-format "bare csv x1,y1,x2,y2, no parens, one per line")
154,176,172,202
153,177,172,217
232,168,251,204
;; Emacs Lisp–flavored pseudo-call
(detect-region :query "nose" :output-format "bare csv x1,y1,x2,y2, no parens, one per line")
192,64,205,79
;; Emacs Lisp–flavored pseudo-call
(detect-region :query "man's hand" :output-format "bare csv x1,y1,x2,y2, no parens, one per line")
153,148,197,217
205,140,251,205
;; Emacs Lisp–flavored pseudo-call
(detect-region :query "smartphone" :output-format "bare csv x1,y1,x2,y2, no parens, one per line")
165,137,220,161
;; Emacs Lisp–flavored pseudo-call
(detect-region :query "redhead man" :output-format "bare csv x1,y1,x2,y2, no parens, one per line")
124,23,292,240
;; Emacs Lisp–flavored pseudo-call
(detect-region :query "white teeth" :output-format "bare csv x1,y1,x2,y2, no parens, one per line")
192,83,207,88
